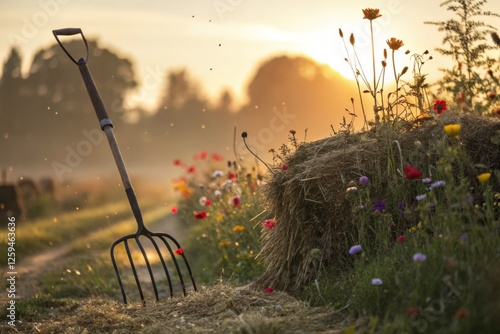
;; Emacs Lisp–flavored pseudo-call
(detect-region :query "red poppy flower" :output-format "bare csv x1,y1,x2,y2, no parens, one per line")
194,211,207,219
205,199,211,206
263,219,277,230
433,100,447,114
211,152,224,161
407,307,419,318
171,206,178,214
173,159,182,166
187,166,196,174
200,151,208,160
229,172,237,180
282,164,289,170
174,248,184,255
264,287,274,294
396,235,406,243
232,196,240,206
404,165,422,180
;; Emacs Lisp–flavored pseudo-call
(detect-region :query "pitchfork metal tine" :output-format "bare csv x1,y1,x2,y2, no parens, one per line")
146,235,175,297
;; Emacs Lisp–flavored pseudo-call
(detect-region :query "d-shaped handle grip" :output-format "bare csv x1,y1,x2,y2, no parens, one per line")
52,28,88,64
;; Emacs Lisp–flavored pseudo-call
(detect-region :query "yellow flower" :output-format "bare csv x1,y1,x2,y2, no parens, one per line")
232,225,245,233
443,124,461,138
216,213,224,222
386,37,404,51
477,172,492,184
362,8,382,21
219,241,231,248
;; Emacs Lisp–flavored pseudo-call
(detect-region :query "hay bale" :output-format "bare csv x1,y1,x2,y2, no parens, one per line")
17,177,41,204
255,114,500,292
0,184,24,222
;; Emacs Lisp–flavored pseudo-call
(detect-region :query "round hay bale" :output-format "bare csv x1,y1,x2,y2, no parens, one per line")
255,114,500,292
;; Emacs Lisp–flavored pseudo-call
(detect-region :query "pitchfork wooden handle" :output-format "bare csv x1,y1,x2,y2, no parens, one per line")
77,61,113,129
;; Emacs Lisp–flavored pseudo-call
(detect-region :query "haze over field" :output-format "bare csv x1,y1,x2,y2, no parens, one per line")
1,0,499,183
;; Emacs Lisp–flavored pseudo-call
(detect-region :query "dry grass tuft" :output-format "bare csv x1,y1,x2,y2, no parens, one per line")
3,285,350,333
255,114,500,292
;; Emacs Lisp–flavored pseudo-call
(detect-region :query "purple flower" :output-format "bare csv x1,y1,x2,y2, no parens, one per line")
373,200,386,211
349,245,363,255
422,178,432,184
359,176,369,185
459,233,468,243
413,253,427,262
416,194,427,201
429,180,446,189
371,278,383,285
398,201,406,209
358,205,365,210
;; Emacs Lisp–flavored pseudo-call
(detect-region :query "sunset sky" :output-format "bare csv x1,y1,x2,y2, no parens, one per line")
2,0,500,110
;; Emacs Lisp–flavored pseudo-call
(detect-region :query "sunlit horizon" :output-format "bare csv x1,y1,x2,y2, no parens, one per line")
2,0,499,112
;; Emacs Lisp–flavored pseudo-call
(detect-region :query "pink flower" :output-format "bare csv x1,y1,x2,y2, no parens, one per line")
264,287,274,294
263,219,277,230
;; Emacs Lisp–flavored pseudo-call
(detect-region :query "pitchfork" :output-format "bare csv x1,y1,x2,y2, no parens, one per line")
52,28,196,304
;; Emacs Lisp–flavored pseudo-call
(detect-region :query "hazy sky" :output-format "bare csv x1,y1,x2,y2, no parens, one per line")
2,0,500,109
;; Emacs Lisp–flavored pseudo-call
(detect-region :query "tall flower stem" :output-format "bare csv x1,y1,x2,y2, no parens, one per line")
392,50,399,118
370,21,379,123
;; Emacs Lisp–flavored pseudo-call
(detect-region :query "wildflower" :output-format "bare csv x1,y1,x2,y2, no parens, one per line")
264,287,274,294
407,307,419,318
198,196,208,206
263,219,277,230
173,159,182,166
174,248,184,255
213,170,224,178
455,307,468,320
211,152,224,161
359,176,369,185
282,164,289,171
216,213,224,222
232,196,241,206
362,8,382,20
429,181,446,189
433,100,447,114
477,172,491,184
171,206,178,214
459,233,468,244
346,186,358,193
386,37,404,51
396,235,406,243
404,165,422,180
415,194,427,202
232,225,245,232
229,172,237,180
358,205,365,210
219,241,230,248
371,278,383,285
413,253,427,263
187,166,196,174
422,177,432,184
214,189,222,197
194,211,207,219
373,200,386,211
200,151,208,160
349,244,362,255
443,124,461,138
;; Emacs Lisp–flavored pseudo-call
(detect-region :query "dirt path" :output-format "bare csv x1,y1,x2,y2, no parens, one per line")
1,212,185,302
